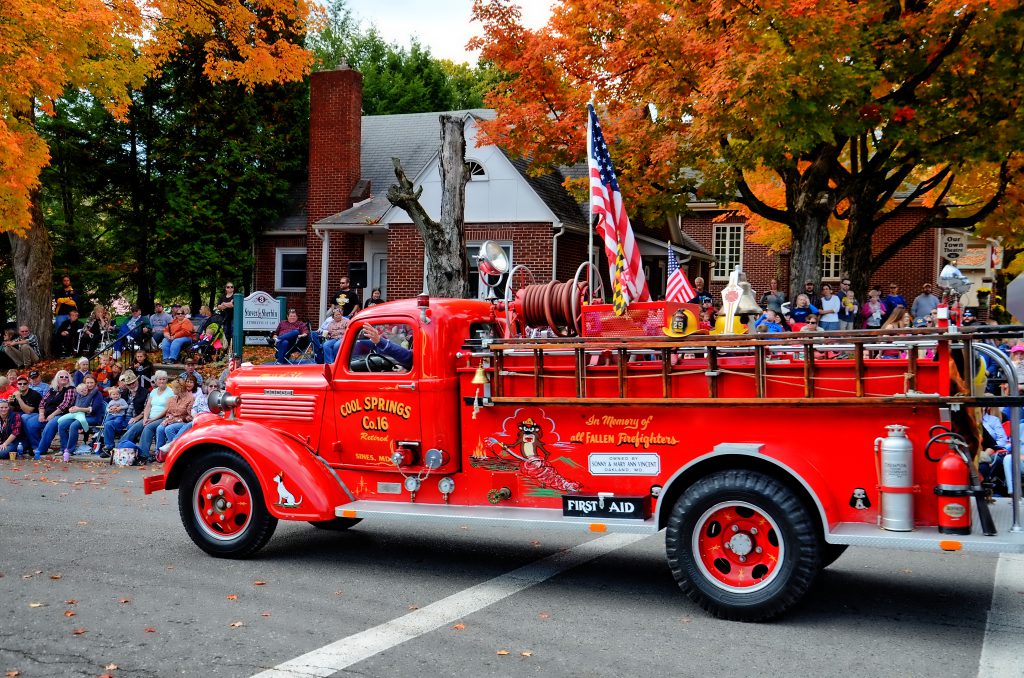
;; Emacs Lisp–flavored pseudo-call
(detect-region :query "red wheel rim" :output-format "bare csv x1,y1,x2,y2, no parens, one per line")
192,467,253,541
691,501,784,593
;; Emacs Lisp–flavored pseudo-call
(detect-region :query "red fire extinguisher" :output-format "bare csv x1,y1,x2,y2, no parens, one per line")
936,292,950,329
926,427,997,536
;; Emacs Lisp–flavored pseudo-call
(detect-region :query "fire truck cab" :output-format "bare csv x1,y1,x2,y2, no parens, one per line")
145,292,1024,622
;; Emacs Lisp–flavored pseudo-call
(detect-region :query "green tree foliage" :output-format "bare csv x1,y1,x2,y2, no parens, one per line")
36,42,307,317
309,0,493,114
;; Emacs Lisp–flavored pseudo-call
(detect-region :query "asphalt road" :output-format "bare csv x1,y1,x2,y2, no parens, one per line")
0,457,1016,678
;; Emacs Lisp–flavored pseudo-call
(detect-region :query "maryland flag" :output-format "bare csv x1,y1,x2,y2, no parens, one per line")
612,242,629,316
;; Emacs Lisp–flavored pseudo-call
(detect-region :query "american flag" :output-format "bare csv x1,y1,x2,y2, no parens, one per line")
666,244,696,302
588,104,650,305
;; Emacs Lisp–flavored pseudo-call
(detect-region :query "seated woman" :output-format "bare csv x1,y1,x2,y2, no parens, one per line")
155,378,194,452
160,375,209,451
56,376,104,460
79,304,114,356
162,305,195,364
321,307,350,364
113,306,151,358
26,371,76,459
0,399,25,459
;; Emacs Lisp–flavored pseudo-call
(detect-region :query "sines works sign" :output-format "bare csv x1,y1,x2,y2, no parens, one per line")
243,291,280,331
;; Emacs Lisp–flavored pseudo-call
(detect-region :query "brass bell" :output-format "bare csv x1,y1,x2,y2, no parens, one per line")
472,363,490,385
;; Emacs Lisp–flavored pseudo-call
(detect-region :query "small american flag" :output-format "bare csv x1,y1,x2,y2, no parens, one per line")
588,104,650,305
666,244,695,302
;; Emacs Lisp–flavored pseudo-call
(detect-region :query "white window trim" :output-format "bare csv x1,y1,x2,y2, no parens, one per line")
821,251,842,281
275,247,307,292
712,223,744,281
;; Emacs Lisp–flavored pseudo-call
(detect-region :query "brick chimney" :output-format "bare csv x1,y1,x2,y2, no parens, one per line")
308,65,363,223
306,65,364,320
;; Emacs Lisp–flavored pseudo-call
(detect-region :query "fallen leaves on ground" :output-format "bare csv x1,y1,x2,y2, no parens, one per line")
253,580,267,586
28,603,44,608
118,598,131,604
496,650,509,656
49,574,62,580
229,621,244,628
538,612,550,620
226,594,238,600
65,599,77,605
407,604,419,610
452,623,465,630
260,612,271,618
104,664,118,671
64,610,76,617
6,670,21,677
521,651,533,657
71,628,86,635
144,627,156,633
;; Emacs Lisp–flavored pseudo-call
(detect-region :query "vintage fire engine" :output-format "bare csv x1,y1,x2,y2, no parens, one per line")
144,251,1024,621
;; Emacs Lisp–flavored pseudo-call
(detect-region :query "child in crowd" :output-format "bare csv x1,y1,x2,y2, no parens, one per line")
102,386,129,452
839,290,858,330
72,357,92,386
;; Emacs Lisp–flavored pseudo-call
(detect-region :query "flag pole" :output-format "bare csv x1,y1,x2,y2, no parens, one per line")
586,103,595,294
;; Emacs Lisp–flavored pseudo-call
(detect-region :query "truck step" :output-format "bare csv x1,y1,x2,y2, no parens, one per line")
829,498,1024,553
335,500,660,534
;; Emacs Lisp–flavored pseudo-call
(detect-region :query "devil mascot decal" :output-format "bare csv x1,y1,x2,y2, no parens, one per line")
481,413,583,494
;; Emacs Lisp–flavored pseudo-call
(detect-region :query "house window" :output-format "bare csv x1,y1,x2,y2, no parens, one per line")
820,249,842,280
467,240,513,299
467,160,487,181
712,224,743,280
275,248,307,292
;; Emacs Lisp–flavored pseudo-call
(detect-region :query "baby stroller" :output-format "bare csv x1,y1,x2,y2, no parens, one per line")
184,313,227,365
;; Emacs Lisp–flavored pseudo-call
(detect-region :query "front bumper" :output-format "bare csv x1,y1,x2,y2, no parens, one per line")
143,474,166,494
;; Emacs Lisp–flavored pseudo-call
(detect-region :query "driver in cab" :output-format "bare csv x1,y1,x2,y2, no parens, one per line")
359,324,413,372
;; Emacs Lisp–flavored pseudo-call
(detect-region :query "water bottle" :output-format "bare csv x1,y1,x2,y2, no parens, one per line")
16,442,23,460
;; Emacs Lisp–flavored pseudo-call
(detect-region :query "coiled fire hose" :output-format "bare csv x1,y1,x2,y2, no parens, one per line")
515,279,588,336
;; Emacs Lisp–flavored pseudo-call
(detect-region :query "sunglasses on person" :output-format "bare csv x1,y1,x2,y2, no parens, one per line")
225,285,234,289
58,375,70,380
808,319,818,324
16,381,27,385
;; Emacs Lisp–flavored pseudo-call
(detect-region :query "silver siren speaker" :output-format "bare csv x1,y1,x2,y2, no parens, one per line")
478,241,509,296
478,240,509,276
207,389,241,413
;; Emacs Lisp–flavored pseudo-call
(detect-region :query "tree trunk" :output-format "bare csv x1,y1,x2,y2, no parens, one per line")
842,210,876,303
386,114,469,298
9,190,55,355
787,211,828,298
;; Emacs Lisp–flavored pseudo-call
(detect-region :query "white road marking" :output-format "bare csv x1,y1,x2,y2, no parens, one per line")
250,533,646,678
978,553,1024,678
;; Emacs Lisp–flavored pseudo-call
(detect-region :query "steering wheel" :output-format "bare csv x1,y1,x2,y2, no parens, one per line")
366,352,401,372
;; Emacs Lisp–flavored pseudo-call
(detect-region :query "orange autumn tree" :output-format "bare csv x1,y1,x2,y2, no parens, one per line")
1,0,313,352
471,0,1024,297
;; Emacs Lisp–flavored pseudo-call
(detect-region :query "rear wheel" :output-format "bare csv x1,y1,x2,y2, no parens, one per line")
666,470,821,621
178,448,277,558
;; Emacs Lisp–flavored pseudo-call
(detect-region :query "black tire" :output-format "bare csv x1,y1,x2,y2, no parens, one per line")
665,470,821,622
178,448,278,558
820,544,848,569
308,517,362,531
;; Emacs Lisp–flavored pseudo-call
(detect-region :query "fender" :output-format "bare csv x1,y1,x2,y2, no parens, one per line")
655,443,838,536
157,415,352,522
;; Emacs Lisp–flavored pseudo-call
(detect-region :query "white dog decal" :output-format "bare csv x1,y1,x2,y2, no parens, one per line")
273,473,303,508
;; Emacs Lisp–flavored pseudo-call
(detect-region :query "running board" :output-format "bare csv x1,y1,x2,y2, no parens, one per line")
828,498,1024,553
335,500,660,534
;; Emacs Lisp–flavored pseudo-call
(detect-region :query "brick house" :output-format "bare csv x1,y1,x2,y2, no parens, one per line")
254,66,713,322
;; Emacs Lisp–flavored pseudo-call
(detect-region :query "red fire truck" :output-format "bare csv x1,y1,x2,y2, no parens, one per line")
144,274,1024,621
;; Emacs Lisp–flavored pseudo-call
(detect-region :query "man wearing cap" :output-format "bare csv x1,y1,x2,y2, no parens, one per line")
103,371,147,455
27,370,49,399
911,284,940,322
962,308,977,326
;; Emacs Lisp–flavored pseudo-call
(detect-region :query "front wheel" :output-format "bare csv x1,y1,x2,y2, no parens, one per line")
665,470,821,622
178,448,277,558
